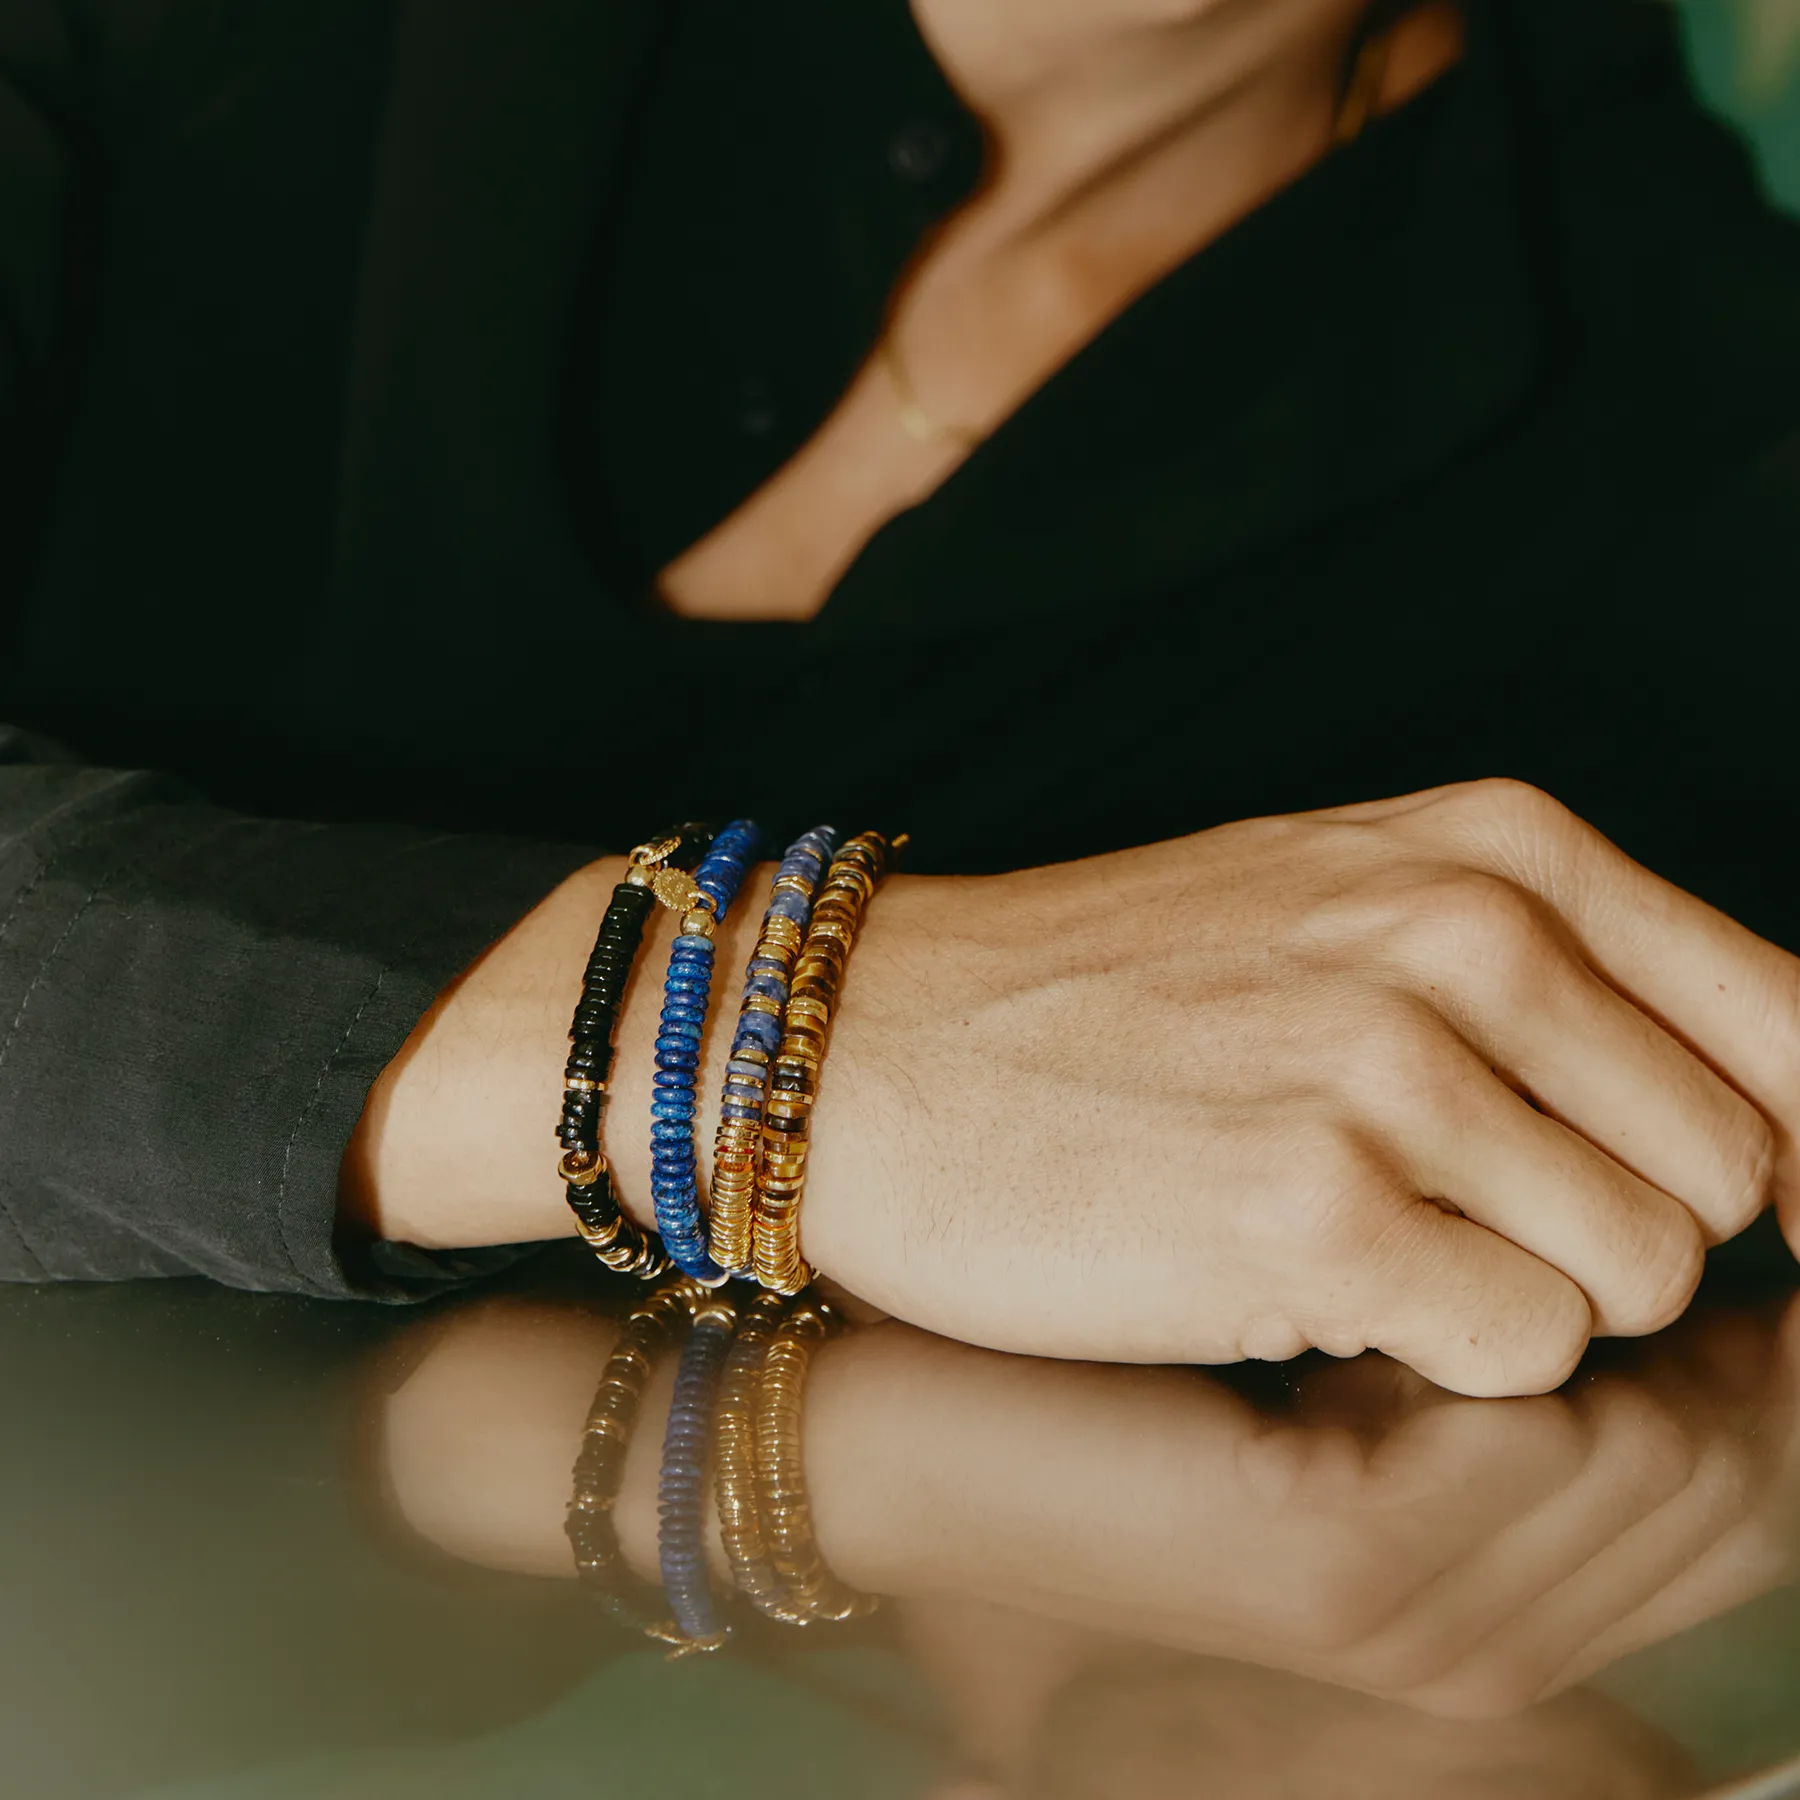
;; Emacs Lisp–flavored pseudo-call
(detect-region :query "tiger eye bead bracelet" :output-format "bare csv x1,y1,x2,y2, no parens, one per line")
709,827,840,1280
754,831,901,1295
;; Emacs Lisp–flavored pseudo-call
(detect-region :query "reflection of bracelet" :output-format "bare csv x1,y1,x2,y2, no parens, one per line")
565,1278,704,1629
713,1290,808,1624
754,832,901,1294
753,1297,879,1625
558,826,716,1280
655,1292,739,1655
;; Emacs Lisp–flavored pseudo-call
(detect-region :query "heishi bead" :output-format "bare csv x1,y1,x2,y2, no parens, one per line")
649,821,765,1284
707,828,840,1278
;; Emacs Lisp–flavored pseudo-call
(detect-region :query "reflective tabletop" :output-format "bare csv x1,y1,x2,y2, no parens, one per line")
6,1226,1800,1800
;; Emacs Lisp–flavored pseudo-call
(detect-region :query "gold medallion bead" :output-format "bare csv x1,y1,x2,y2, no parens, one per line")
565,1277,705,1629
752,831,898,1295
753,1300,880,1625
713,1292,809,1625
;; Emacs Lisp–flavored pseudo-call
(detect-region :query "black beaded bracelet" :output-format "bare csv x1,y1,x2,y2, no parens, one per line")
558,823,716,1279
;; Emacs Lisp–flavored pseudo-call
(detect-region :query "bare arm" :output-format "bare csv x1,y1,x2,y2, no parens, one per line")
347,780,1800,1396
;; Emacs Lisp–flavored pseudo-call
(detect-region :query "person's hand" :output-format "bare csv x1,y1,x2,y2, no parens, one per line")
805,779,1800,1393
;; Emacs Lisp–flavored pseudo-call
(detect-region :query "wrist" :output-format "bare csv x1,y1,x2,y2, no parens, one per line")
345,857,632,1250
798,869,989,1299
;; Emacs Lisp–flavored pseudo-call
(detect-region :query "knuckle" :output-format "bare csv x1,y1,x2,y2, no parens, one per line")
1330,1001,1450,1122
1708,1106,1779,1240
1281,1561,1405,1657
1267,1134,1403,1264
1609,1210,1707,1338
1761,959,1800,1077
1436,776,1570,836
1388,869,1562,1006
1481,1283,1592,1398
1338,1638,1487,1704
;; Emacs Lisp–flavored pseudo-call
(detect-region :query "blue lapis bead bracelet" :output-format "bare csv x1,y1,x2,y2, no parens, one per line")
647,818,765,1284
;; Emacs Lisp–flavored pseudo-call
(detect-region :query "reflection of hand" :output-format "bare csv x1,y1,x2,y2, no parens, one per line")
378,1289,1800,1722
812,1296,1800,1721
809,781,1800,1395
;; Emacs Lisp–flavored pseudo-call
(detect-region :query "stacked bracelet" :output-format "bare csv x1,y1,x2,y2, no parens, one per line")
569,1283,877,1653
648,819,765,1284
558,825,717,1280
754,831,900,1295
710,828,840,1279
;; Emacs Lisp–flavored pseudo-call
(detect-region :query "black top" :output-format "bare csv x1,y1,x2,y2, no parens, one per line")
2,0,1799,1300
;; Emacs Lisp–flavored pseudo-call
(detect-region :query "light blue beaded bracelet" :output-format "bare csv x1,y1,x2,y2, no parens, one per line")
649,818,764,1284
708,827,840,1277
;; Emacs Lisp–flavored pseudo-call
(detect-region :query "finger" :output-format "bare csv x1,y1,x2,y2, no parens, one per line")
1430,923,1775,1246
1413,781,1797,1220
1548,1518,1794,1691
1176,1396,1592,1667
1389,1033,1707,1340
1412,1432,1758,1718
1331,1180,1594,1398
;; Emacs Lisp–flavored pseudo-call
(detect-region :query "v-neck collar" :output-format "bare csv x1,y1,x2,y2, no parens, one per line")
807,0,1539,649
327,0,1538,667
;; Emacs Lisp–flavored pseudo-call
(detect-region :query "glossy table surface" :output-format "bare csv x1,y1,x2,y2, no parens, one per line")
5,1228,1800,1800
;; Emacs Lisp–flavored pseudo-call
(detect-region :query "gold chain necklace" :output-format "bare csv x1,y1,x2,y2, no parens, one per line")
880,25,1398,450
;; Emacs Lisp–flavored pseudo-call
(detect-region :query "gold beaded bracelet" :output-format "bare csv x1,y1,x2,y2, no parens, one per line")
752,831,900,1294
712,1289,810,1625
751,1296,878,1625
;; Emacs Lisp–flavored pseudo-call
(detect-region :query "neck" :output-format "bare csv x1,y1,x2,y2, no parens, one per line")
913,0,1463,233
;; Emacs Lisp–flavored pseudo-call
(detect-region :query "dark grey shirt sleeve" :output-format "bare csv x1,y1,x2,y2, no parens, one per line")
1,10,597,1299
0,727,592,1299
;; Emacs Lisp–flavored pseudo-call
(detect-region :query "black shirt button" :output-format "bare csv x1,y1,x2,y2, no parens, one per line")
735,377,779,438
888,118,953,181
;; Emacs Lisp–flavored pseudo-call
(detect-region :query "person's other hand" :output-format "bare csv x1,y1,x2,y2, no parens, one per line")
812,779,1800,1393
